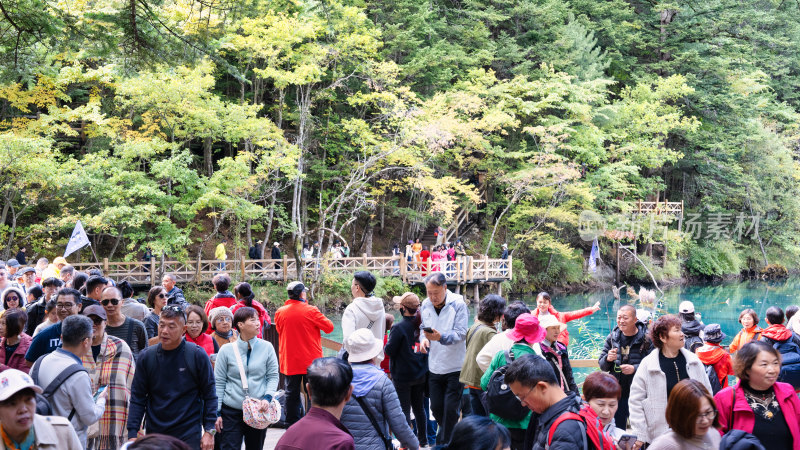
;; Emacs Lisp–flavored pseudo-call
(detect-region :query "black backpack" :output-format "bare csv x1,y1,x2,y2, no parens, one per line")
30,354,89,420
684,334,703,353
704,364,722,395
482,350,530,421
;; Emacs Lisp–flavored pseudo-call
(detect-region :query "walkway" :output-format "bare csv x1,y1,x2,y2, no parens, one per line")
71,255,512,286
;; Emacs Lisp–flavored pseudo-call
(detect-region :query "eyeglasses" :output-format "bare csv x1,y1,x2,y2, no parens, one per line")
515,386,535,403
696,410,717,423
101,299,120,306
56,303,76,310
216,317,232,322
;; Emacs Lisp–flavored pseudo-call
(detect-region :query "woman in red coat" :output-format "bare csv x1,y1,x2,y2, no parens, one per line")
531,291,600,346
185,305,218,356
0,309,32,373
230,282,271,339
715,340,800,450
419,245,431,276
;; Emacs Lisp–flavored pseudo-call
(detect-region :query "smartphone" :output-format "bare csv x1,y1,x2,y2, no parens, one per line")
423,327,434,333
617,434,637,450
94,385,108,401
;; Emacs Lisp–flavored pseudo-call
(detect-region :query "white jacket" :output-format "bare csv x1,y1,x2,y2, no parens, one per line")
629,347,712,443
342,296,386,360
475,329,543,371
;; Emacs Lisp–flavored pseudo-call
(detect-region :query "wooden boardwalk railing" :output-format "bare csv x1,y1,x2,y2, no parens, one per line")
70,254,512,286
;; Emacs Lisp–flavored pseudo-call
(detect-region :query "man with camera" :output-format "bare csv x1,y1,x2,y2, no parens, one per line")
598,305,651,428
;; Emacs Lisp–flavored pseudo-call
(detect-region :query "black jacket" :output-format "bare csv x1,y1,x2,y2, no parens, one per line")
682,320,704,352
525,391,585,450
15,251,26,265
383,315,427,383
248,245,260,259
271,247,281,259
24,297,46,336
598,322,652,393
541,342,578,394
166,287,189,310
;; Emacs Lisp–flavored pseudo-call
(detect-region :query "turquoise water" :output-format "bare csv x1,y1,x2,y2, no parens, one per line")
325,277,800,380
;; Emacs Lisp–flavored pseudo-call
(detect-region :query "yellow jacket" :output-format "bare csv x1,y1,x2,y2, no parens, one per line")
215,243,227,260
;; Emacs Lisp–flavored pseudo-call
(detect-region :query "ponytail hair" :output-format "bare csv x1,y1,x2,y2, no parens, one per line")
236,282,255,307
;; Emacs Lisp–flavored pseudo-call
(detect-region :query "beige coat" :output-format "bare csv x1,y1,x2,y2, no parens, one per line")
628,347,712,443
33,414,83,450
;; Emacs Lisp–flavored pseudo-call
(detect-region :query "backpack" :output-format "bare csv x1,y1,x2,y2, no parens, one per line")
704,364,723,395
482,350,530,421
546,404,616,450
30,354,89,420
684,334,703,353
771,339,800,388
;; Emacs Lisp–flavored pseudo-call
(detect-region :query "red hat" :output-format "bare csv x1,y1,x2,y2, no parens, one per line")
507,313,546,343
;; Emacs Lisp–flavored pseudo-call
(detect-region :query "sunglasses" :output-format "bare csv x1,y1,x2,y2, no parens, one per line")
90,316,105,325
163,305,187,321
157,293,167,298
101,299,120,306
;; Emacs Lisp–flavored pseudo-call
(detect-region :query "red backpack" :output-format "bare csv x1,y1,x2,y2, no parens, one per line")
546,404,616,450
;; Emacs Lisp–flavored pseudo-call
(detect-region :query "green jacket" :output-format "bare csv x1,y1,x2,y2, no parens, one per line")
459,322,497,387
480,343,535,430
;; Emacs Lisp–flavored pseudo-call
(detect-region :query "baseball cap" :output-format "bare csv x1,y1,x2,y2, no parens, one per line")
16,267,34,276
679,301,695,314
287,281,307,296
6,259,19,268
82,304,107,320
0,369,42,401
392,292,421,310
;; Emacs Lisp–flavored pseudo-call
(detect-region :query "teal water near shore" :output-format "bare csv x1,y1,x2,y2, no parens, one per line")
324,277,800,380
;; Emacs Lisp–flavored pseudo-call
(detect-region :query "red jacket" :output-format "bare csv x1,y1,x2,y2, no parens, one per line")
186,332,216,356
532,305,596,346
715,381,800,449
275,299,334,375
696,343,733,388
0,334,32,373
231,299,272,339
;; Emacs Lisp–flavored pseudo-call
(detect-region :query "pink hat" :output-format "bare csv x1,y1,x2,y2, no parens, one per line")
507,313,546,344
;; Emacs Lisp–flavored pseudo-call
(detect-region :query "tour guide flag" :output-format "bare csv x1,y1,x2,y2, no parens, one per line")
64,220,91,258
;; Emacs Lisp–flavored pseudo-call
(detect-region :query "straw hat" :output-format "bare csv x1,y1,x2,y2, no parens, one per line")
538,314,566,333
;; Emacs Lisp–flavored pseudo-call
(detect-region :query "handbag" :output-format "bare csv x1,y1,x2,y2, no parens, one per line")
232,344,281,429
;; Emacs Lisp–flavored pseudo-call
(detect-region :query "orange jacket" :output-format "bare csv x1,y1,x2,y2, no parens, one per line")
696,343,734,388
532,305,596,346
275,299,335,375
729,325,762,354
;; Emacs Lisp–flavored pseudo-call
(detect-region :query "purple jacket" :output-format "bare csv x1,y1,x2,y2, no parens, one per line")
276,407,355,450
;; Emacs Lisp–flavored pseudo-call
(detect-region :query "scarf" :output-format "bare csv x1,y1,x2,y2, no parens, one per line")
215,330,233,340
0,423,35,450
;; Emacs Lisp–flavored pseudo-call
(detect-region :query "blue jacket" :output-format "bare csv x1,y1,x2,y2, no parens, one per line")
214,336,280,412
419,290,468,374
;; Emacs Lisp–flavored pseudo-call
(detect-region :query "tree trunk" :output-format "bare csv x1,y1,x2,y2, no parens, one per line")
203,136,213,177
363,223,374,256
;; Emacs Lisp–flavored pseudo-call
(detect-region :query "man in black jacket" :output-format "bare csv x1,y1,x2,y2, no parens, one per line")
506,354,586,450
127,306,217,450
597,304,651,428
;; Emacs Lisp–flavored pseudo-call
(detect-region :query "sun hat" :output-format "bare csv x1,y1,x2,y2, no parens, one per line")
507,313,547,343
538,314,567,333
679,301,695,314
344,328,383,363
392,292,421,310
0,369,42,401
703,324,726,344
209,306,234,329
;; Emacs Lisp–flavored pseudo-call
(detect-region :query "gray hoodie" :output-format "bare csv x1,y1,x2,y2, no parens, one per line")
342,296,386,360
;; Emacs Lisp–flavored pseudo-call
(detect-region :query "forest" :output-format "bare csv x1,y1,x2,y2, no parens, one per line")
0,0,799,293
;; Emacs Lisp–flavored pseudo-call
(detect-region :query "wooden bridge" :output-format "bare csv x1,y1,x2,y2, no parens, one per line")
69,254,512,288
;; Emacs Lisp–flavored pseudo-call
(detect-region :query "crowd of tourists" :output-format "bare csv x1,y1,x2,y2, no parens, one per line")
1,250,800,450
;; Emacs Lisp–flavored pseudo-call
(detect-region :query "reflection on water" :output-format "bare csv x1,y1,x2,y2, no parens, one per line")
323,277,800,380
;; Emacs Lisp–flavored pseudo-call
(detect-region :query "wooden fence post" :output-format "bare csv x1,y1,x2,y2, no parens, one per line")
240,255,246,281
282,255,288,283
195,256,201,284
103,258,109,275
150,257,156,287
400,256,407,282
466,256,474,282
362,253,368,268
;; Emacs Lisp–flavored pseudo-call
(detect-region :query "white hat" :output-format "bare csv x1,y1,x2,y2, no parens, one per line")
0,369,42,401
273,242,280,246
344,328,383,363
502,243,508,248
679,301,695,314
538,314,566,332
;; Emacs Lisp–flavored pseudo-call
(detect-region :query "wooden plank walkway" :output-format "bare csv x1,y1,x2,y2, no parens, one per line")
69,255,512,287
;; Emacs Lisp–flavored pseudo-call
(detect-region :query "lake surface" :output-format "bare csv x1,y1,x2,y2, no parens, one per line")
324,277,800,380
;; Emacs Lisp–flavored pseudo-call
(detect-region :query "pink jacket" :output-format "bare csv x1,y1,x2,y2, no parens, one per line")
714,381,800,449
